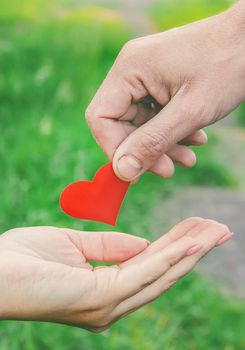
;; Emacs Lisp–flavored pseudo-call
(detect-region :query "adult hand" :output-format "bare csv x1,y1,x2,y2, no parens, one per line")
0,218,232,331
86,1,245,181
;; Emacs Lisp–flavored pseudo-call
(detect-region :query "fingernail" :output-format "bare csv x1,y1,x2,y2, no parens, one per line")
184,150,197,167
117,155,142,180
201,132,208,144
216,232,234,246
197,131,208,145
185,245,202,256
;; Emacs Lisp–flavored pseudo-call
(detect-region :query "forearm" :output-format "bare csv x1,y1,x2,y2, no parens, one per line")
223,0,245,92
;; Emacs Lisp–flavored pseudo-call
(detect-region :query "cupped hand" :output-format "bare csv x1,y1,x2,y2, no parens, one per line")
0,218,232,332
86,2,245,181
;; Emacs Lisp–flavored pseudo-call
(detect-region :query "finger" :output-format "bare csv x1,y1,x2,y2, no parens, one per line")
149,154,175,178
87,115,136,159
158,224,231,284
65,230,149,262
115,234,201,301
132,100,159,127
113,91,200,181
167,144,197,167
180,129,208,146
85,56,147,159
120,217,204,269
113,220,231,316
149,144,197,177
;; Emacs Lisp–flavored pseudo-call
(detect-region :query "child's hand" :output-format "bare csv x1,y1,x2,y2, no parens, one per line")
0,218,232,332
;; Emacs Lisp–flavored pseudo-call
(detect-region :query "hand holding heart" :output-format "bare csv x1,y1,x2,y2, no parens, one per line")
86,2,245,182
0,218,231,331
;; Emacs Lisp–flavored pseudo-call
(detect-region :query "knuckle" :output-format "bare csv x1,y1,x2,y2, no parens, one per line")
85,106,94,125
141,275,158,289
85,105,104,129
85,107,102,140
136,129,168,160
167,255,179,268
121,39,137,54
136,266,159,290
117,39,141,66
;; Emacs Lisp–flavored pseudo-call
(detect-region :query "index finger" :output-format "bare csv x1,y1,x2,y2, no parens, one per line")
115,234,199,300
85,69,134,158
120,217,204,268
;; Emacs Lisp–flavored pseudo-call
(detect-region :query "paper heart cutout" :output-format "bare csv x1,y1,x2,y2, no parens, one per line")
60,162,130,226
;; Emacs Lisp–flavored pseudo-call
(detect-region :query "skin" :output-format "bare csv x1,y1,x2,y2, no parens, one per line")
0,218,232,332
1,1,240,333
86,0,245,181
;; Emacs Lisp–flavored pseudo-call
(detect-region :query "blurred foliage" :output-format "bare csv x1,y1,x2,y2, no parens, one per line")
0,274,245,350
151,0,232,30
0,0,53,23
237,103,245,127
0,0,244,349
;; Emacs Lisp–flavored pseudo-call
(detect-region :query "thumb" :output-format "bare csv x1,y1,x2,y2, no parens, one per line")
113,92,200,181
66,229,150,263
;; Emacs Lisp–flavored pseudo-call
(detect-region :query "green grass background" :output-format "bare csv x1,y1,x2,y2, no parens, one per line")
0,0,245,349
150,0,232,30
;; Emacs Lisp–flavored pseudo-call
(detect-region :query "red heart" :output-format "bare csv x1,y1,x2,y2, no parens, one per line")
60,162,130,226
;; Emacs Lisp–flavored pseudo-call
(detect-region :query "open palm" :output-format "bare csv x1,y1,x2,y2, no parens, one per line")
0,218,231,332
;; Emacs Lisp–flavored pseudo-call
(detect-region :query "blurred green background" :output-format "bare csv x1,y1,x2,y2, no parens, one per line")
1,0,245,349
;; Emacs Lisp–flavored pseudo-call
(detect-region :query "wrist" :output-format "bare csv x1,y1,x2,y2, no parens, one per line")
216,1,245,86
